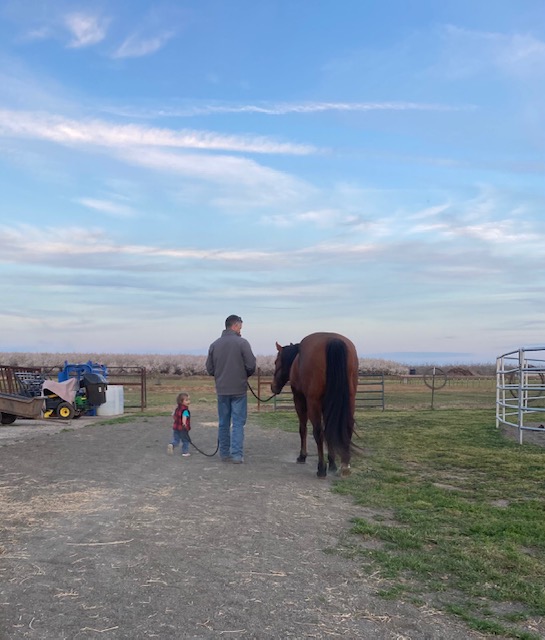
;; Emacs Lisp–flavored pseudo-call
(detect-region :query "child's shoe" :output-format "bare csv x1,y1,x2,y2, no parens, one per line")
167,444,174,455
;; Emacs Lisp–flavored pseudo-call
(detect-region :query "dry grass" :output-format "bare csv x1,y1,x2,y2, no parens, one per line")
0,477,115,555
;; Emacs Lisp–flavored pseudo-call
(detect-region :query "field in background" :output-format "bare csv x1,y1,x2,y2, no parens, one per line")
0,352,496,378
122,373,497,415
1,352,498,413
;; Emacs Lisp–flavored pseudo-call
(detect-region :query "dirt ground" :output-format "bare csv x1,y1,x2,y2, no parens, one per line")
1,409,495,640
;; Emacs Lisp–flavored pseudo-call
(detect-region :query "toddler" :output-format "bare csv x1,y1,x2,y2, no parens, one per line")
167,392,191,457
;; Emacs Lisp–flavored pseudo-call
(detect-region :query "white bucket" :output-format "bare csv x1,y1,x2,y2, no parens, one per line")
97,385,124,416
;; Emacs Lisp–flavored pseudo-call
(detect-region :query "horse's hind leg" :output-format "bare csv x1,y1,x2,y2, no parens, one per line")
309,409,327,478
337,446,351,477
297,423,308,464
293,392,308,463
313,426,327,478
327,452,337,474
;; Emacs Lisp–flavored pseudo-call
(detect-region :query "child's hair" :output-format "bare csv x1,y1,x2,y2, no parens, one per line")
176,392,189,405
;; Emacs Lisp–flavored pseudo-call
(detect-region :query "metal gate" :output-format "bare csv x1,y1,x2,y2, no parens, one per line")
496,347,545,444
255,369,385,412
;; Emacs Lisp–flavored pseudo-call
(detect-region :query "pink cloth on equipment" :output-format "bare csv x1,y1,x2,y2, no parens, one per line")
41,378,78,404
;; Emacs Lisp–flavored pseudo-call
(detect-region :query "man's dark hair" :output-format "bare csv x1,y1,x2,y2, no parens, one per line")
225,314,243,328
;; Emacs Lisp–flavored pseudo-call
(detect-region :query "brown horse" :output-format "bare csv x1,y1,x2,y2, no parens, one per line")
271,332,358,478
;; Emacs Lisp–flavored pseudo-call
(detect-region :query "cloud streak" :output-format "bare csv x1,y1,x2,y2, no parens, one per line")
109,100,475,119
2,208,543,273
0,109,316,155
113,31,175,58
118,148,309,201
76,198,136,218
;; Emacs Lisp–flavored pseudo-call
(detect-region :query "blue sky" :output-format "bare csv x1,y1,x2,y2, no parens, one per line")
0,0,544,364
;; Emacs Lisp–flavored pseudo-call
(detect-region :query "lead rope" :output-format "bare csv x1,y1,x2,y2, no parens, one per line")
188,434,219,457
186,382,276,457
247,380,277,403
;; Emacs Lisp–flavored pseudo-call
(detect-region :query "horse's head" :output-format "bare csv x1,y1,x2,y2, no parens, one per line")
271,341,299,394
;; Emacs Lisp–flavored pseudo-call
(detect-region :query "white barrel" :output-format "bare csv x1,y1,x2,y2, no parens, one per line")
97,385,124,416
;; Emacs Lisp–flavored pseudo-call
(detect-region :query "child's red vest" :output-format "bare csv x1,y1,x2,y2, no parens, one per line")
173,404,191,431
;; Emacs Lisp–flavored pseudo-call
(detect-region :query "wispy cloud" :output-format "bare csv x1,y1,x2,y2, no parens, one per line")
0,225,278,266
447,221,536,245
76,198,136,218
118,148,310,204
20,26,52,43
441,25,545,79
0,109,316,155
409,203,452,220
107,100,474,119
183,101,472,115
3,210,539,271
113,31,175,59
64,12,109,48
262,208,364,229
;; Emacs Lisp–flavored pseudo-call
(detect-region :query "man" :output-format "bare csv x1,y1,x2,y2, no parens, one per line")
206,315,256,463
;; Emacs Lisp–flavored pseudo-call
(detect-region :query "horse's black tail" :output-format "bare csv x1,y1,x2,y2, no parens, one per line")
323,339,354,457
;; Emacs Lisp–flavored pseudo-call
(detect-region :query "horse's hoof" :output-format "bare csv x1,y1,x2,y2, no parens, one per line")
296,455,307,464
317,464,327,478
328,463,338,473
337,464,351,478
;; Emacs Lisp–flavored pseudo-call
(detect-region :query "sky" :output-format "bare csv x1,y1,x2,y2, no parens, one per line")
0,0,544,365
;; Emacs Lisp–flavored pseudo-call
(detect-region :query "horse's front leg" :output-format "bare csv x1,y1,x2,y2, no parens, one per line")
293,392,308,464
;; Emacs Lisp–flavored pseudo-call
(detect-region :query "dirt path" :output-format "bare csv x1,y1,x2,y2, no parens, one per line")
0,411,487,639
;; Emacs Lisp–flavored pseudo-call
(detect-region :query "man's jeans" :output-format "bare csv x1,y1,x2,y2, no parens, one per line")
217,394,247,460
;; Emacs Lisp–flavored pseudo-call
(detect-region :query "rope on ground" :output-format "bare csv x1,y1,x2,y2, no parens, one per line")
188,435,219,457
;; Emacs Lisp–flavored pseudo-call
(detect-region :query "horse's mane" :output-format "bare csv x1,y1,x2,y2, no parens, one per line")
282,343,300,370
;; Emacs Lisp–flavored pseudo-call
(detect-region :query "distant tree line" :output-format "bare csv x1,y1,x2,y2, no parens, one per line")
0,352,495,377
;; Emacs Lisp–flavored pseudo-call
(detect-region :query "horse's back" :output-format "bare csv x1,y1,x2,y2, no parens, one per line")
299,331,355,352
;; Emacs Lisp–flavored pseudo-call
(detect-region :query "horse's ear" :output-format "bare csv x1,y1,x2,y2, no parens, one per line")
275,341,282,352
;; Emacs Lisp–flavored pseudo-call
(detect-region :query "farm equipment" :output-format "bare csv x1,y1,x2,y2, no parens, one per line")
0,361,108,423
5,362,107,421
40,375,107,419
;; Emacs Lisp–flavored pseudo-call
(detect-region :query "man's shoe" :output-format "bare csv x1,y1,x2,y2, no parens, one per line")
182,453,191,457
232,458,244,464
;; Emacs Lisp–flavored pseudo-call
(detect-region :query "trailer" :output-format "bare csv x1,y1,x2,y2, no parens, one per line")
0,392,45,424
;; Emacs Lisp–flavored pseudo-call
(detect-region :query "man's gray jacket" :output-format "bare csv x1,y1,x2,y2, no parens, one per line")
206,329,256,395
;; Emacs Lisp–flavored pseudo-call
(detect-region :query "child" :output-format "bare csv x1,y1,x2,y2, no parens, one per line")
167,392,191,457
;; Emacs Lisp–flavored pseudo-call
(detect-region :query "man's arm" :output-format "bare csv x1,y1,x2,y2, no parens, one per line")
205,346,215,376
242,341,257,377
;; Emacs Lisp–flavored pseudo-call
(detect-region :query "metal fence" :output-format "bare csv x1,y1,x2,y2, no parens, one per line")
255,369,384,412
496,347,545,444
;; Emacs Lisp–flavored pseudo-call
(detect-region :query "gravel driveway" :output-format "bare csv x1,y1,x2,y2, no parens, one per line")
0,411,489,639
